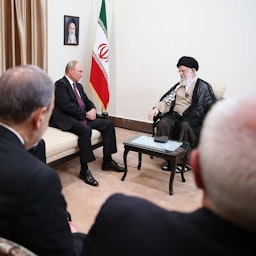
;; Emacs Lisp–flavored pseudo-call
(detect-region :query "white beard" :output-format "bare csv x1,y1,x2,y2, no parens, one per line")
68,34,77,44
180,71,193,86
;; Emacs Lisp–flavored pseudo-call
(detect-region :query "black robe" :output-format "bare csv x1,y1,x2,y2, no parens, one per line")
159,78,216,143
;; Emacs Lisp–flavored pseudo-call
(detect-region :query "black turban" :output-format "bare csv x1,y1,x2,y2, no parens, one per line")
177,56,199,71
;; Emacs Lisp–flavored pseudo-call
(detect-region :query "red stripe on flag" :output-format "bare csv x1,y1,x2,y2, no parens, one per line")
90,57,109,110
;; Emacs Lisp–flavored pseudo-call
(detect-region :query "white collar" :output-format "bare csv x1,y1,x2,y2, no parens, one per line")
65,75,75,88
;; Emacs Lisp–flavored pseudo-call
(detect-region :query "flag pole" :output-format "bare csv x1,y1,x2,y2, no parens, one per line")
89,0,109,112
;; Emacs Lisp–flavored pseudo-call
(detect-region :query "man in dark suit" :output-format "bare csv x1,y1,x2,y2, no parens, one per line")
82,95,256,255
50,60,124,187
27,138,46,162
0,65,85,255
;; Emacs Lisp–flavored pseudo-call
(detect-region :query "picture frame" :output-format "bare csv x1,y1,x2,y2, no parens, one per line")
64,15,79,45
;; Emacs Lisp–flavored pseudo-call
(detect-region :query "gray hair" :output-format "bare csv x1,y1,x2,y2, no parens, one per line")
198,95,256,231
65,60,80,73
0,65,54,123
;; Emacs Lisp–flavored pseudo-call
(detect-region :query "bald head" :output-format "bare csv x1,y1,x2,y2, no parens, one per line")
0,65,54,124
195,95,256,232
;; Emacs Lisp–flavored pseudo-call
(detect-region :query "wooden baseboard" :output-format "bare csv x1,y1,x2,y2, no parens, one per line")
108,116,152,134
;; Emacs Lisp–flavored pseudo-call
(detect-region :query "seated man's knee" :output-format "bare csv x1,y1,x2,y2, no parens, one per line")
158,118,172,129
72,123,92,137
178,121,198,147
179,121,190,130
82,125,92,135
101,119,115,131
157,118,175,137
105,118,114,127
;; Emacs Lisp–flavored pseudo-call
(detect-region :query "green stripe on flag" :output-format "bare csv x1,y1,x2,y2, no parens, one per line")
100,0,107,30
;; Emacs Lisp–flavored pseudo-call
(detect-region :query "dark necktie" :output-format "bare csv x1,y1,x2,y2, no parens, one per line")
73,83,87,124
73,83,85,110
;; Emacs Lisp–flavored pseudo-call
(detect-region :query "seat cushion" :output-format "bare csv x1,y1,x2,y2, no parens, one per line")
211,84,225,100
42,127,102,164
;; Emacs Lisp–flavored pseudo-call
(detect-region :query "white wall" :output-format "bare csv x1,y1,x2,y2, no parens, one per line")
48,0,256,123
48,0,101,94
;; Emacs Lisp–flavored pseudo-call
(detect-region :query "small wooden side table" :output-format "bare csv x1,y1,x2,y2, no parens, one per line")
122,135,190,195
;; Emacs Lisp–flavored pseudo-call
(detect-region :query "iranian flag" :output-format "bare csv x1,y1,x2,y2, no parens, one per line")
89,0,109,111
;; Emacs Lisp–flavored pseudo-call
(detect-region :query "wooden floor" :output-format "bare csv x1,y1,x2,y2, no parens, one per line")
55,127,202,233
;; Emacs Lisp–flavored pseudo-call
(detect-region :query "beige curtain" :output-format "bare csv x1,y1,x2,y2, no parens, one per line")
0,0,48,75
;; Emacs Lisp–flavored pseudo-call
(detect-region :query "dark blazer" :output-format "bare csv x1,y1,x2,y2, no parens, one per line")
50,76,96,130
0,126,82,256
83,193,255,256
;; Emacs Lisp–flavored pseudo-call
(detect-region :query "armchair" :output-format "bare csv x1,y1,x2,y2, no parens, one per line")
152,83,225,171
152,83,225,139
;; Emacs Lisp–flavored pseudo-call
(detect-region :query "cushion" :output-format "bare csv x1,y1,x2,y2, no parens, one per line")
42,127,102,164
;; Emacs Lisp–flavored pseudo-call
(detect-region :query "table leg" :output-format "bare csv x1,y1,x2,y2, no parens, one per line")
180,157,186,183
137,152,142,169
121,147,129,181
168,159,177,195
180,151,189,182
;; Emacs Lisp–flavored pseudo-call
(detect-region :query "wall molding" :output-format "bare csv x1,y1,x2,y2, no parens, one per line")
109,116,152,134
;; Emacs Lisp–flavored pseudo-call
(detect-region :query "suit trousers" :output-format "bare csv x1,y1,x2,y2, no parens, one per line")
68,118,117,166
156,113,180,139
157,112,197,148
28,139,46,163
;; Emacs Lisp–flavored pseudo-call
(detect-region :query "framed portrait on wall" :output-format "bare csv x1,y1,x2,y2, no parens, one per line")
64,15,79,45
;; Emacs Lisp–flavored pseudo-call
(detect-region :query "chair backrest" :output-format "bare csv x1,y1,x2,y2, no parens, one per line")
0,237,37,256
211,83,225,100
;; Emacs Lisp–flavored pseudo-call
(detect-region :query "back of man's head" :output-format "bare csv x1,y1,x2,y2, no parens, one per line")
0,65,54,124
197,95,256,232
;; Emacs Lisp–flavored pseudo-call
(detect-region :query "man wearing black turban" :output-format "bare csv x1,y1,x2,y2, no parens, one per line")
148,56,216,170
176,56,199,71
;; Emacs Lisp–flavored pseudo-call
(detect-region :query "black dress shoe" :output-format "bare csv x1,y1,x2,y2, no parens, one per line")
66,211,72,221
79,169,99,186
162,164,191,173
176,164,192,173
102,160,125,172
162,164,169,171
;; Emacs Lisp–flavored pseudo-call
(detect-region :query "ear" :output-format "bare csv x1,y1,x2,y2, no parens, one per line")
190,149,204,189
32,107,47,129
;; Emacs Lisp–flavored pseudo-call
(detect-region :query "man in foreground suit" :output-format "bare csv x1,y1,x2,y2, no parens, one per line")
50,60,124,187
0,65,85,255
82,95,256,255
